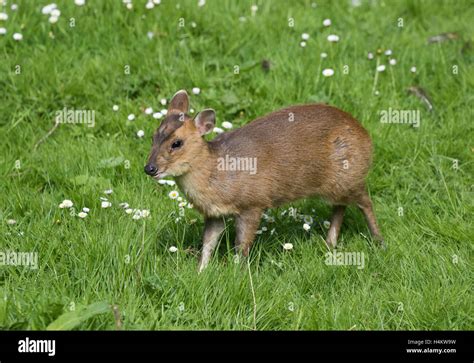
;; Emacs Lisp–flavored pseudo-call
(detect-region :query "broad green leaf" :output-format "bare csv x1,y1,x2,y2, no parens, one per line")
221,91,239,106
47,301,111,330
98,156,125,169
70,174,110,188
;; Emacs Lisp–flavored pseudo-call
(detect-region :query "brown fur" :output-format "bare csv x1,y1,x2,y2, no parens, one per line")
146,91,384,271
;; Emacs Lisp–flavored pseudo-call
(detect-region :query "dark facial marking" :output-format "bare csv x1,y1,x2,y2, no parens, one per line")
153,113,186,145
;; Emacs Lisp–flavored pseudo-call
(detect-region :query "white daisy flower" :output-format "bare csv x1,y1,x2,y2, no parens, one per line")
6,219,17,225
301,33,310,40
367,52,374,60
127,114,135,121
104,189,113,195
384,49,392,56
169,246,178,253
192,87,201,95
49,16,59,24
376,65,386,72
11,4,18,11
132,213,142,220
145,107,153,115
178,202,187,208
99,196,108,201
322,68,334,77
283,243,293,250
145,1,154,9
147,31,154,39
166,180,176,186
169,190,179,199
126,3,133,10
0,28,7,35
153,0,161,4
125,208,133,214
78,212,87,218
160,109,168,115
60,199,73,208
51,9,60,17
187,203,193,209
141,209,151,218
323,18,331,27
42,4,57,15
300,41,307,48
119,202,129,209
323,220,331,229
160,98,167,105
75,0,86,5
303,223,311,231
327,34,339,42
389,58,397,66
222,121,233,129
213,127,224,134
82,207,90,213
261,226,268,232
13,33,23,41
177,197,183,202
101,201,112,208
112,105,119,111
153,112,163,119
137,130,145,138
0,12,8,21
303,215,313,224
251,4,258,15
320,52,328,58
410,66,417,73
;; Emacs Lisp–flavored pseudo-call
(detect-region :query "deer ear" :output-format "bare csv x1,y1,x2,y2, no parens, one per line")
168,90,189,114
194,109,215,136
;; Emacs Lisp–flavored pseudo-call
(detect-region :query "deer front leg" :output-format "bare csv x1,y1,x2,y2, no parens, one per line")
198,217,225,273
234,209,263,257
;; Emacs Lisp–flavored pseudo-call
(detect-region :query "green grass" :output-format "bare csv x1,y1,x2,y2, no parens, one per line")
1,0,473,330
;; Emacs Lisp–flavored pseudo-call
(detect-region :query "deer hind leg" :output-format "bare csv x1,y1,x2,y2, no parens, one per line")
326,205,346,248
356,191,385,248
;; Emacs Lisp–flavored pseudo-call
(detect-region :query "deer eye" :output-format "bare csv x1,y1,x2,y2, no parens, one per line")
171,139,183,150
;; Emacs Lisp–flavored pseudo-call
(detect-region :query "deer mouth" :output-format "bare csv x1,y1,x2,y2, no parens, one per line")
152,171,168,180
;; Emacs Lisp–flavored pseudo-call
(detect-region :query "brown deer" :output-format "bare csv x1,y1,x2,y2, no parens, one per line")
145,90,384,272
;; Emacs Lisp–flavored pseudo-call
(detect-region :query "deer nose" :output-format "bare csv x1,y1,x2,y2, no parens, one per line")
144,164,158,176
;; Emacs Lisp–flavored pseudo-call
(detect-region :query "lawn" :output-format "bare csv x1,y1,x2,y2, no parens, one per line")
0,0,473,330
